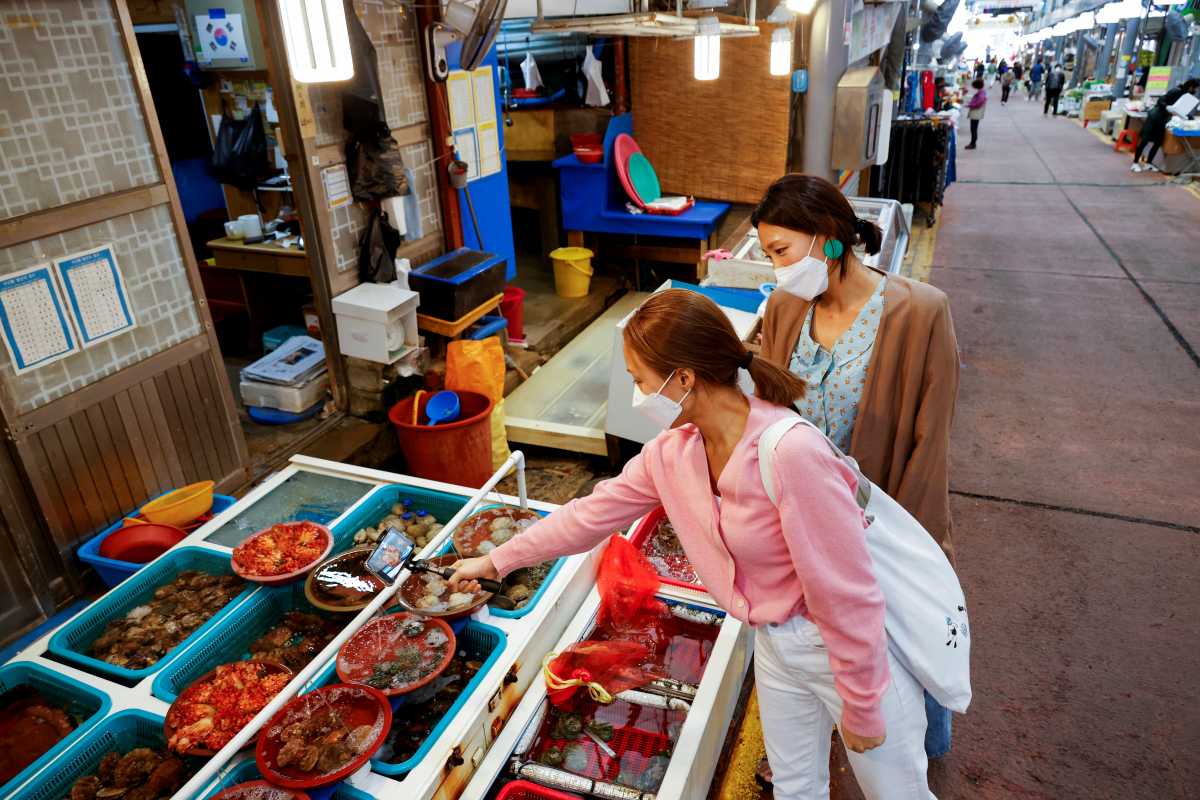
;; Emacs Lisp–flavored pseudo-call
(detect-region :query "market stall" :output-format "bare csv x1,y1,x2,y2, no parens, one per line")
0,453,614,800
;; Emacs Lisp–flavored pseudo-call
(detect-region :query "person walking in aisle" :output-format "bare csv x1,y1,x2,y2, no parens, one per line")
986,58,998,86
974,60,985,81
1000,68,1014,105
1131,77,1200,172
966,79,987,149
1044,64,1065,115
1013,61,1024,84
1029,59,1045,100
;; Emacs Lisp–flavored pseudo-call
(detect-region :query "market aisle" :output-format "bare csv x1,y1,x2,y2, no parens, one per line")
922,97,1200,798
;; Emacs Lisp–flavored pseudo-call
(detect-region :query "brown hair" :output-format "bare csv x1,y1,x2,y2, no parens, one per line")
750,174,882,276
624,289,805,407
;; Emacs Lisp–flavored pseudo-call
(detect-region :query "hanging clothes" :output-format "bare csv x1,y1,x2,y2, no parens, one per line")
920,71,935,112
583,46,610,107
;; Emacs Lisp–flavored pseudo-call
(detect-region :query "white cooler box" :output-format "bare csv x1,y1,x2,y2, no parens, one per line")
333,281,420,364
240,372,328,412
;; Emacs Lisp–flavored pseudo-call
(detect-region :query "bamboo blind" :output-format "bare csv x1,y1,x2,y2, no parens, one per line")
630,32,792,205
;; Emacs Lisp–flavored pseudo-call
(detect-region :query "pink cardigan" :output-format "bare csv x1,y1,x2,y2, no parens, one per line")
491,395,891,735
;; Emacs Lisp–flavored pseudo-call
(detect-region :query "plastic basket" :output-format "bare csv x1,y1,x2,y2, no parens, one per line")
327,483,475,555
152,582,337,703
497,780,584,800
626,507,705,592
431,532,562,620
0,661,112,799
203,758,373,800
78,494,236,588
47,546,256,684
534,715,672,786
9,709,176,800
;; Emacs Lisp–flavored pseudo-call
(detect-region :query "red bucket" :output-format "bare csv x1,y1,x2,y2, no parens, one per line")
501,285,526,340
388,390,495,488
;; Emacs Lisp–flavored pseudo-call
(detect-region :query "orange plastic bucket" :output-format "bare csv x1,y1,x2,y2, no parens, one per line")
388,390,495,488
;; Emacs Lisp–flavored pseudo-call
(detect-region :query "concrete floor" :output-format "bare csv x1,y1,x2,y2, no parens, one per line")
826,94,1200,799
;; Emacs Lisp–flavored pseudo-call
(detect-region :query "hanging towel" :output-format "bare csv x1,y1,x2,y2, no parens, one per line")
521,52,544,91
583,47,610,107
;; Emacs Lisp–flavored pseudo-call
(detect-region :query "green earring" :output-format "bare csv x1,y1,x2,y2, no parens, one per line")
823,239,845,260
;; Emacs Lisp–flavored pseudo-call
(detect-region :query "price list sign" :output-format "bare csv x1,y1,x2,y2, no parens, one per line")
54,245,137,347
0,264,79,374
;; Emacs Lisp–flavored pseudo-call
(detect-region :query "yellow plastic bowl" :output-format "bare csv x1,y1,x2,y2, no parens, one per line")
139,481,215,527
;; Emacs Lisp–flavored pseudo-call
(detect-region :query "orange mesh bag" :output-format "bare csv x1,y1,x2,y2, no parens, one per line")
542,536,664,709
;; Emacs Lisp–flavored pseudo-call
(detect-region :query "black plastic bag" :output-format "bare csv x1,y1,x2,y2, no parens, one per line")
348,134,409,201
358,208,403,283
341,0,387,139
211,104,274,190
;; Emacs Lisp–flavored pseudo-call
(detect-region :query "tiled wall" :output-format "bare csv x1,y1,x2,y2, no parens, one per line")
0,206,201,414
310,0,443,277
0,0,161,220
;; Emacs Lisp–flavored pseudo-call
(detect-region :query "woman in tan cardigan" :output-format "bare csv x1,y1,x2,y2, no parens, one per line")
754,173,961,763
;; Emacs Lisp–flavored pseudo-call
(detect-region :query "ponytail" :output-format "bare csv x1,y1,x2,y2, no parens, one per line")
625,290,806,409
853,217,883,256
745,353,807,407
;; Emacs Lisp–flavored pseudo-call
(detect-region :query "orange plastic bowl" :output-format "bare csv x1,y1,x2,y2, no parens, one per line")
98,523,187,563
140,481,215,527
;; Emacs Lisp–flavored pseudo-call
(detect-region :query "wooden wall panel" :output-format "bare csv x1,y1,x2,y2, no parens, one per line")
630,32,792,205
13,342,247,560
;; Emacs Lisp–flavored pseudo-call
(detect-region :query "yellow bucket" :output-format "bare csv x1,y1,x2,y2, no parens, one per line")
549,247,594,298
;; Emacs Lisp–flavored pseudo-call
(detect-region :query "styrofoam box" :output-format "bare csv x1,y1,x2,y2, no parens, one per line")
240,372,329,413
332,282,419,364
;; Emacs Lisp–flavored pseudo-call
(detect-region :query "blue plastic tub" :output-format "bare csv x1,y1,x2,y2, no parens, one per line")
78,493,236,588
307,619,506,778
47,547,256,684
9,709,186,800
152,582,342,704
203,759,373,800
330,483,475,547
0,661,112,799
429,525,561,620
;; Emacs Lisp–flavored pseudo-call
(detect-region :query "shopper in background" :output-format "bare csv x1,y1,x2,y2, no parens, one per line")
753,175,962,763
986,58,998,86
1131,77,1200,172
1013,61,1025,85
1000,68,1014,105
1029,59,1045,100
1044,64,1065,115
965,78,987,148
451,287,941,800
974,59,985,81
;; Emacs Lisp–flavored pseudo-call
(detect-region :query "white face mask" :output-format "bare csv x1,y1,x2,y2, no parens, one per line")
631,370,691,430
773,237,831,300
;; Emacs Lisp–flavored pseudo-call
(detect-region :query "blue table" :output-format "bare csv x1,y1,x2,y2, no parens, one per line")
554,114,730,281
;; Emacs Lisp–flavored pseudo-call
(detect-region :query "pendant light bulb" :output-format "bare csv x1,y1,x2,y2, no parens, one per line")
770,27,792,76
279,0,354,83
694,16,722,81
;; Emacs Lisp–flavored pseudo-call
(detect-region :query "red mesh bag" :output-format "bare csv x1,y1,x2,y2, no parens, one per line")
543,536,665,708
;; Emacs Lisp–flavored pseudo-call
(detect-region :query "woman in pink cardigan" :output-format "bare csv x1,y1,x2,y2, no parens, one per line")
452,290,934,800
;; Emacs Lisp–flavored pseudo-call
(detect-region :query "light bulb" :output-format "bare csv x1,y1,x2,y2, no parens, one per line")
279,0,354,83
770,28,792,76
694,16,721,81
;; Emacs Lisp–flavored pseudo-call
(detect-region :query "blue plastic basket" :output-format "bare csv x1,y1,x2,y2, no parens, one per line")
306,619,506,778
203,759,373,800
329,483,478,553
47,547,256,684
0,661,112,799
9,709,180,800
152,582,339,704
78,494,236,588
429,513,561,620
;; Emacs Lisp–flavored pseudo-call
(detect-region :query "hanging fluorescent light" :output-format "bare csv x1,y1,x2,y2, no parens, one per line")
278,0,354,83
785,0,818,13
694,15,721,81
770,27,792,76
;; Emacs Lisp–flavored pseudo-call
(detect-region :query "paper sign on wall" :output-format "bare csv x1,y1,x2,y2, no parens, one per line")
448,71,476,131
447,66,501,183
0,264,79,374
54,245,136,347
453,128,480,180
322,164,352,209
195,11,249,64
477,122,502,177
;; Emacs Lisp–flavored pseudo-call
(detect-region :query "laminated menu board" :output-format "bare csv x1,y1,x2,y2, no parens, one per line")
0,263,79,374
53,245,137,347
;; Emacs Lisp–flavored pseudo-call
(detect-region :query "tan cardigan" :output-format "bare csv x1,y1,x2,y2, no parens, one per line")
760,274,960,559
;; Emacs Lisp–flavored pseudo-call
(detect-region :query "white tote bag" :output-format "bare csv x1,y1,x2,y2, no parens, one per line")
758,417,972,712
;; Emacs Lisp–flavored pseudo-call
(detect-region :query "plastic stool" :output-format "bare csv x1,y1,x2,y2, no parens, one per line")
1114,129,1138,154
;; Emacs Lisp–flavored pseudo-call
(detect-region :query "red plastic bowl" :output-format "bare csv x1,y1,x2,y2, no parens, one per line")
98,523,186,563
256,683,391,789
571,133,604,164
575,146,603,164
233,522,335,586
213,781,310,800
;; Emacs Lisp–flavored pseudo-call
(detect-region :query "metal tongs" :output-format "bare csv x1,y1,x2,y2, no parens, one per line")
406,557,516,610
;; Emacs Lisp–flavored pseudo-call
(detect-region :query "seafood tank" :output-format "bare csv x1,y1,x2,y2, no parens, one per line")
630,509,703,590
205,472,375,548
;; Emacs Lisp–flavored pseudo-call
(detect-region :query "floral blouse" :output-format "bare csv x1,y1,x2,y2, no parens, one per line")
788,278,886,451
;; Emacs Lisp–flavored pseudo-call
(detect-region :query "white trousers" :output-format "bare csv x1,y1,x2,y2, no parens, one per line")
755,615,935,800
